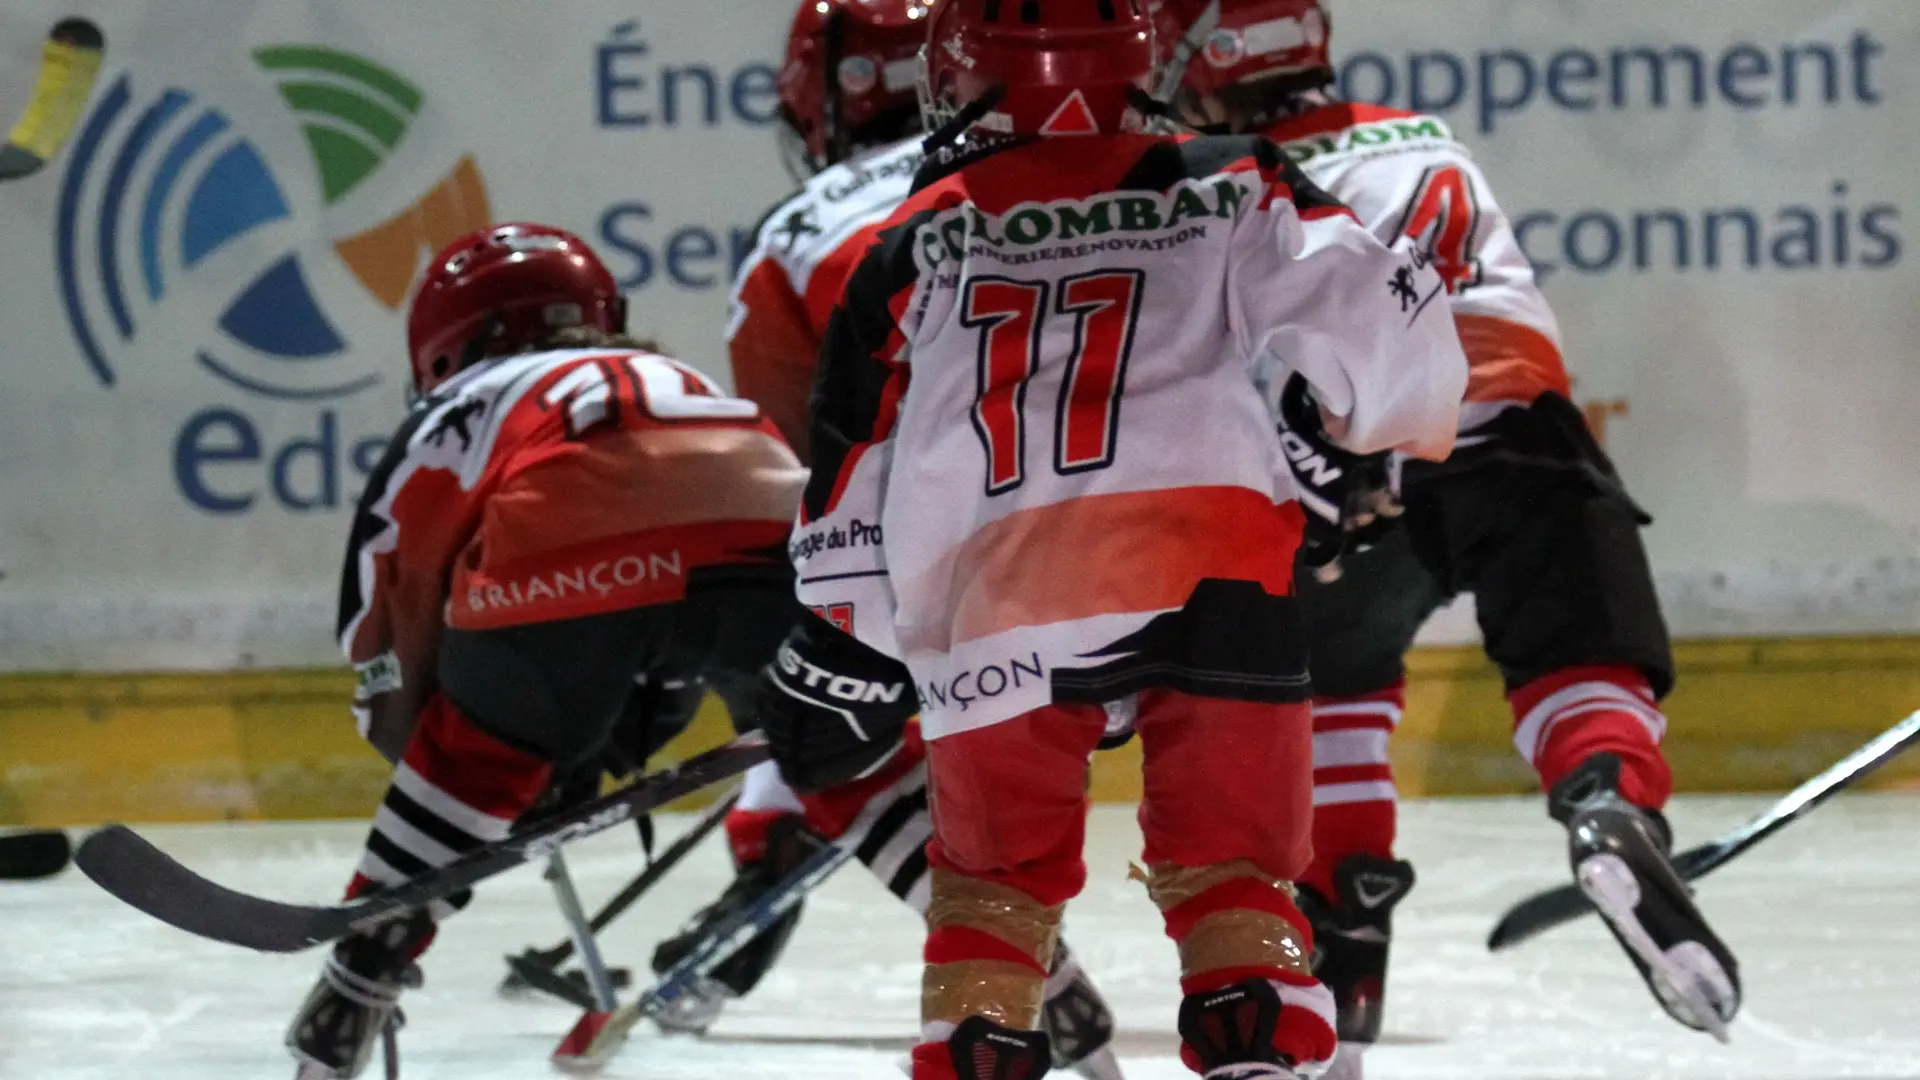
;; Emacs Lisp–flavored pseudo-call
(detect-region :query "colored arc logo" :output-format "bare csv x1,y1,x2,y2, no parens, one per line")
55,46,492,401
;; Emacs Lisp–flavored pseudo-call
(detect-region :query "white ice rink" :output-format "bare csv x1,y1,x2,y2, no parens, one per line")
5,797,1918,1080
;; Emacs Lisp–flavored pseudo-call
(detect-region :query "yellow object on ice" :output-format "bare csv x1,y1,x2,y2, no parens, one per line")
8,32,105,161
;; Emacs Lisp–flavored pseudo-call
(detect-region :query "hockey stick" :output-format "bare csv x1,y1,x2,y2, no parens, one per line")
501,786,740,998
1487,709,1920,951
546,847,622,1014
0,829,72,880
0,18,105,181
73,735,769,953
554,834,856,1067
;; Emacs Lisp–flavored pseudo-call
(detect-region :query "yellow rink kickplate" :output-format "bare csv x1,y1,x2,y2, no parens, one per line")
4,637,1920,825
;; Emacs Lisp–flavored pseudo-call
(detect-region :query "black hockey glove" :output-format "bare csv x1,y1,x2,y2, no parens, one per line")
759,614,917,793
1277,373,1402,583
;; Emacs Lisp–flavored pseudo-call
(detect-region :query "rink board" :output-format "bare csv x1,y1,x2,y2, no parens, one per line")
4,635,1919,826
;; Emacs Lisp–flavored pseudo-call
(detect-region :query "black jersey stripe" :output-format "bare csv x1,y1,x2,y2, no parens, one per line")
854,786,931,865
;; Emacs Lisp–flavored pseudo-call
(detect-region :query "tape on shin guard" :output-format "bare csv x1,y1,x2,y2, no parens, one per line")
1146,861,1313,986
923,869,1061,1029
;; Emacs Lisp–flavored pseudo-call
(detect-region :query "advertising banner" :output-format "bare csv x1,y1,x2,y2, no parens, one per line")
0,1,1914,672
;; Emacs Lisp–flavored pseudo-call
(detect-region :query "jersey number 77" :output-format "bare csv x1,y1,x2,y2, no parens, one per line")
961,270,1145,496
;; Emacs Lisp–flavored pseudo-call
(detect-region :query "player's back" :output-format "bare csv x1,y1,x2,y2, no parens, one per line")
886,135,1307,586
730,138,924,457
342,345,803,737
802,131,1464,732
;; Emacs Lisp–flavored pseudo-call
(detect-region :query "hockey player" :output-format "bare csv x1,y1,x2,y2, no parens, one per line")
659,4,1125,1074
1152,0,1743,1066
768,1,1468,1076
284,223,808,1080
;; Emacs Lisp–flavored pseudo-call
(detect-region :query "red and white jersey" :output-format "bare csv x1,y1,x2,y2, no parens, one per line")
728,138,924,461
339,347,802,742
1265,103,1568,432
795,134,1468,739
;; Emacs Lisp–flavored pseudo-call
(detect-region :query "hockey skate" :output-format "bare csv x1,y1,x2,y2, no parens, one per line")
1296,854,1415,1080
286,911,432,1080
1177,978,1311,1080
647,814,820,1034
1042,940,1122,1079
924,1015,1054,1080
1549,754,1741,1041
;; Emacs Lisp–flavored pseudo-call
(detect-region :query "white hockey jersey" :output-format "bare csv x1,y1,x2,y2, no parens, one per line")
795,133,1468,739
728,138,924,461
1265,104,1569,432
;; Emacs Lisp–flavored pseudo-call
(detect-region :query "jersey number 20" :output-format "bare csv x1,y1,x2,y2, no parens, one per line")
961,270,1144,495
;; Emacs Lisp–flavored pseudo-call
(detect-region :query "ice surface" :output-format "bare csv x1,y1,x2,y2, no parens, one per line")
5,796,1919,1079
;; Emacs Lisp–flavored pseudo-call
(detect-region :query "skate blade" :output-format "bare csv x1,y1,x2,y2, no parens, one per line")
1577,854,1734,1042
1069,1043,1125,1080
1200,1064,1295,1079
651,988,726,1036
1319,1041,1365,1080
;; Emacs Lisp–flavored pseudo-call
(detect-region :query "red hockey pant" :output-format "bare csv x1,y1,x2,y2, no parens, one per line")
926,688,1314,924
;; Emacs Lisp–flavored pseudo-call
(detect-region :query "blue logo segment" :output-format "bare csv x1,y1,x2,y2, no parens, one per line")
56,72,360,400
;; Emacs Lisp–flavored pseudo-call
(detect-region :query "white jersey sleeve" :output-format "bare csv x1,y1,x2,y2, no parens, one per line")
1234,168,1468,460
1272,106,1569,428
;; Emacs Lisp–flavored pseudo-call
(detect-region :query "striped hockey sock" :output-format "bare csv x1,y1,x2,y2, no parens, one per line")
1302,684,1403,901
349,693,553,925
1510,665,1672,810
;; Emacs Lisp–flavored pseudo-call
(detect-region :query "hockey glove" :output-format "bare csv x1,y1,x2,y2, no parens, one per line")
1277,373,1402,583
759,614,917,793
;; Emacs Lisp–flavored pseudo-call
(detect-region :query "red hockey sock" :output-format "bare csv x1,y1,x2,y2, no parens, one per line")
1300,685,1403,902
1510,665,1672,809
723,808,801,866
798,725,927,840
909,1041,956,1080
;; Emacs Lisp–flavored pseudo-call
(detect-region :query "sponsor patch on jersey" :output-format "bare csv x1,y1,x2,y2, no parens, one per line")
463,550,686,617
355,652,402,698
1275,114,1456,166
918,652,1047,714
915,178,1250,271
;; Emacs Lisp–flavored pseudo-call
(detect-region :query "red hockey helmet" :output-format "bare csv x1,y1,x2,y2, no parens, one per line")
406,223,624,394
919,0,1157,139
1151,0,1331,102
779,0,935,174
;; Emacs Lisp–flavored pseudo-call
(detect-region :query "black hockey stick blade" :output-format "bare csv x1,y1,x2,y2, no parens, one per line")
0,829,73,880
1483,844,1717,952
76,735,768,953
1488,710,1920,951
504,786,739,987
505,952,603,1011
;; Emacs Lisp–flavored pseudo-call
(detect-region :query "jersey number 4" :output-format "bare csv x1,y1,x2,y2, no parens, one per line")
961,270,1145,495
1396,165,1483,293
